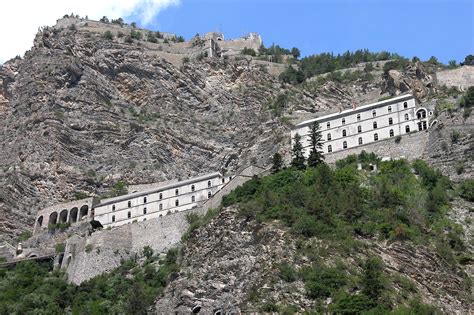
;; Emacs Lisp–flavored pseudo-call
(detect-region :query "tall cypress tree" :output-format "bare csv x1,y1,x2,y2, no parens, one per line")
307,122,324,167
291,133,306,170
271,152,283,173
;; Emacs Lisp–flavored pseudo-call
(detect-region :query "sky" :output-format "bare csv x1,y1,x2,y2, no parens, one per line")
0,0,472,64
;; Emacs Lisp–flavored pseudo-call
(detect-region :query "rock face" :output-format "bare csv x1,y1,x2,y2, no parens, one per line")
155,207,472,314
0,25,291,241
382,62,434,99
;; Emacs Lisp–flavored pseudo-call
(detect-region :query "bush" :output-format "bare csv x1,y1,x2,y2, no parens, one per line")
241,47,256,56
103,30,114,40
450,130,461,143
130,30,142,40
55,243,65,253
278,262,297,282
303,265,347,298
459,179,474,201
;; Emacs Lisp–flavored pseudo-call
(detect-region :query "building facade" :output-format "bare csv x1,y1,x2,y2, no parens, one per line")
33,172,232,234
291,94,430,156
94,172,230,228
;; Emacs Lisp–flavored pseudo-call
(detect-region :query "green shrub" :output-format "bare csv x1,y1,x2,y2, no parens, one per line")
459,179,474,201
85,244,93,253
102,30,114,40
278,262,297,282
55,243,65,253
17,231,32,242
241,47,256,56
303,265,347,299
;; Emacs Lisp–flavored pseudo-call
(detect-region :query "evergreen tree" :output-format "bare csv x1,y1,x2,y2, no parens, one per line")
291,133,306,170
271,152,283,173
361,257,386,301
307,122,325,167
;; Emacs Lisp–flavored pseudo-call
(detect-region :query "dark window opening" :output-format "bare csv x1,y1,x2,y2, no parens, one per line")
374,133,379,141
343,141,347,149
358,137,363,145
328,145,332,153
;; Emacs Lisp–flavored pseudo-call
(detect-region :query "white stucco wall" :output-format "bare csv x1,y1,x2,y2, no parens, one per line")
291,94,430,157
94,173,231,228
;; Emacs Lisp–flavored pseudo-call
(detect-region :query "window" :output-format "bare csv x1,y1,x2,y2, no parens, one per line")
343,141,347,149
112,215,115,222
112,205,115,211
128,201,131,208
191,195,195,202
208,180,211,187
390,129,394,137
358,125,362,133
175,200,179,206
388,106,392,113
358,137,363,145
222,178,225,184
357,114,361,121
191,185,195,192
328,145,332,153
405,113,409,121
403,101,408,109
208,191,212,199
327,122,331,129
342,118,346,125
127,211,131,219
374,133,379,141
405,125,410,133
143,207,147,215
372,110,376,117
327,133,331,141
159,204,162,210
175,189,179,196
144,197,147,203
388,118,393,125
342,129,347,137
373,121,377,129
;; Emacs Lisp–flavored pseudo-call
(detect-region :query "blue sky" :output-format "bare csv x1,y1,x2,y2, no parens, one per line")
128,0,473,63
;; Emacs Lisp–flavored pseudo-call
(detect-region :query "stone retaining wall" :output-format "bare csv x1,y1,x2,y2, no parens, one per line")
324,131,429,164
62,165,269,284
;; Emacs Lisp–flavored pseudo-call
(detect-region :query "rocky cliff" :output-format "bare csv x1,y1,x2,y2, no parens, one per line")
0,17,472,243
155,207,472,314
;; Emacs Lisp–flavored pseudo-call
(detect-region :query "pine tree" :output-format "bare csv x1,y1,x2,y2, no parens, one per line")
291,133,306,170
271,152,283,173
307,122,325,167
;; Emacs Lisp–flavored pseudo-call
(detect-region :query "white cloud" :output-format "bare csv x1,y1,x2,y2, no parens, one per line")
0,0,180,63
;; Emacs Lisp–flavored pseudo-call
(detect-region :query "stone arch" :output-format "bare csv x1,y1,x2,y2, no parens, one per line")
28,253,38,258
79,205,89,220
69,207,78,224
416,108,427,119
49,212,58,225
59,209,68,223
37,216,43,228
34,215,44,234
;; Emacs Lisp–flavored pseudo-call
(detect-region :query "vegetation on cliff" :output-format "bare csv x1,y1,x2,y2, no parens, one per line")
0,247,178,314
221,152,470,312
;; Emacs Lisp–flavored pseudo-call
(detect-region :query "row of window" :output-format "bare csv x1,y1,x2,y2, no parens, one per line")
111,180,222,211
110,192,214,222
326,102,409,129
327,114,411,140
326,126,412,153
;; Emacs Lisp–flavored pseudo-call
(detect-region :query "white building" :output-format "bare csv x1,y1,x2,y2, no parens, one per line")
93,172,230,228
33,172,232,233
291,94,429,156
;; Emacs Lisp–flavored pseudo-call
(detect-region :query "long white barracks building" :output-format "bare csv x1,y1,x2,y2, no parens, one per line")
291,94,430,156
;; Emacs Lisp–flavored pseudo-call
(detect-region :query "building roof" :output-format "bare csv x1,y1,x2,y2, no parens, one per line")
295,94,414,128
98,172,223,206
